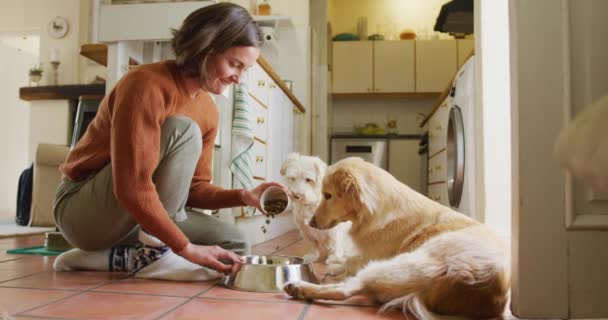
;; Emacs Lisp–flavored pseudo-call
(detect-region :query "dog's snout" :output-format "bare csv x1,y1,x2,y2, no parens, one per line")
309,217,318,229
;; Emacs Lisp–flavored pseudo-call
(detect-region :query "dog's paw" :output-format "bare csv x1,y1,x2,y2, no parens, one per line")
284,281,317,300
283,281,305,299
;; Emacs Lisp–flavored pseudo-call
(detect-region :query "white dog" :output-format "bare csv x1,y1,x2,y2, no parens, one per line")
284,158,510,319
280,153,354,267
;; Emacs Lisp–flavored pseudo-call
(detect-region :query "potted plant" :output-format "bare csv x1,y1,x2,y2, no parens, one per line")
29,64,43,86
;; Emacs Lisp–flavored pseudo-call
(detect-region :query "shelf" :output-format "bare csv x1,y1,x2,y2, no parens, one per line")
19,84,106,101
80,43,139,67
253,15,292,29
332,92,440,100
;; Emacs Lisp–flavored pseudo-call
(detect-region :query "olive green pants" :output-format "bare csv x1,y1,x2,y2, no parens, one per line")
54,116,249,255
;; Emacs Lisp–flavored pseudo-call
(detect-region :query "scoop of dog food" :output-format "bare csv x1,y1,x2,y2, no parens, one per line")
264,199,288,215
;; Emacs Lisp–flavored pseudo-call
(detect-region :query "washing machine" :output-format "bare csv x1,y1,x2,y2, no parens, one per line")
427,56,476,217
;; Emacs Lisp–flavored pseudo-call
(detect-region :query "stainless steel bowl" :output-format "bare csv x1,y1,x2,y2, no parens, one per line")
221,255,319,293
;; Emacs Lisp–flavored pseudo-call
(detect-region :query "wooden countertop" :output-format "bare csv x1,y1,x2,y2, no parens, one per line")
19,84,106,101
80,43,306,113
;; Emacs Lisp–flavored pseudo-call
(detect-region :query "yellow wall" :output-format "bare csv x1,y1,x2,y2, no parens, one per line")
328,0,451,39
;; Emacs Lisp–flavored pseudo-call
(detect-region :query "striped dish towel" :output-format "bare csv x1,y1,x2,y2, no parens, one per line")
230,82,256,216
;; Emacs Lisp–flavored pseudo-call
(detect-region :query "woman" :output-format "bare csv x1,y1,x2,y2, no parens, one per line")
53,3,282,279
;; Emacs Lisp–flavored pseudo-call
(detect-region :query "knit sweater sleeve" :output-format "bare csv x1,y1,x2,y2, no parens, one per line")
110,74,189,252
187,122,245,209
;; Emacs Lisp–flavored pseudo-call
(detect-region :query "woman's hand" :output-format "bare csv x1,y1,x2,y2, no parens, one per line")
177,243,244,274
240,182,289,214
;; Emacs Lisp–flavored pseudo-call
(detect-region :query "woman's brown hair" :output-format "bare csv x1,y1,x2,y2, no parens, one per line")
171,3,262,77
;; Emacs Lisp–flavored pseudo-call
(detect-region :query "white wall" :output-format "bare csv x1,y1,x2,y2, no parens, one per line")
0,0,42,32
328,0,450,39
0,40,37,220
38,0,83,85
0,0,42,220
477,0,512,238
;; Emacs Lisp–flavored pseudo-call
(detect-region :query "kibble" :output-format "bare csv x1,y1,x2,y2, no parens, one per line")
264,199,288,215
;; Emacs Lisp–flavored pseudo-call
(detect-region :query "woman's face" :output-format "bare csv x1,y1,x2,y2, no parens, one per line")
202,46,260,94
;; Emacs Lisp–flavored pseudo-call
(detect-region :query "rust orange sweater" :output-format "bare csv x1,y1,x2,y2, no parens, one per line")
60,60,244,252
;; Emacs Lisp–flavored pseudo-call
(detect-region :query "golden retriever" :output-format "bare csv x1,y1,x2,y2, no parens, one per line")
283,157,510,319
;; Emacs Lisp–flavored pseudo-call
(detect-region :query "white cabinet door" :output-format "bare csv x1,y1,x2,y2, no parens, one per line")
250,139,267,179
247,63,269,106
427,98,450,156
251,96,268,143
457,39,474,68
388,139,422,193
427,182,449,205
332,41,373,93
373,41,415,93
511,1,608,318
415,40,457,92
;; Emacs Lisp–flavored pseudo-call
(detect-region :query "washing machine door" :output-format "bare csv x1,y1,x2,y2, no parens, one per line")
447,105,465,207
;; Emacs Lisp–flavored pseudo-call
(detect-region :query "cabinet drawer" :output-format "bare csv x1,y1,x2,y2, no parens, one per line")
428,151,447,183
251,97,268,142
428,99,450,155
427,182,448,206
250,139,267,178
247,63,269,106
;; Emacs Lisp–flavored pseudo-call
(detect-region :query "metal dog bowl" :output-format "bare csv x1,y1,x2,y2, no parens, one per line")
221,255,319,292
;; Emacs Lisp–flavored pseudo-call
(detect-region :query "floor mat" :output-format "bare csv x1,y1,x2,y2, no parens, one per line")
6,246,64,256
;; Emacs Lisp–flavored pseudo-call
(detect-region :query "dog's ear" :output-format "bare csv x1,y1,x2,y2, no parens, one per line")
280,153,300,176
330,164,379,216
313,157,327,182
330,167,361,201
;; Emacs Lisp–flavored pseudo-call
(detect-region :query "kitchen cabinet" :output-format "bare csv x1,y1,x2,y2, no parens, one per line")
248,63,270,107
415,40,457,93
373,41,415,93
457,39,474,68
332,41,414,94
332,41,373,93
427,182,448,205
388,139,422,193
333,39,459,94
233,62,296,217
425,94,451,207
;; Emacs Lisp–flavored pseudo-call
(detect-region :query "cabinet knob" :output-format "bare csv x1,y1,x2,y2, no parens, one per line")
375,88,380,92
435,165,442,170
433,195,441,201
256,155,264,163
270,83,276,88
257,117,265,124
435,125,442,131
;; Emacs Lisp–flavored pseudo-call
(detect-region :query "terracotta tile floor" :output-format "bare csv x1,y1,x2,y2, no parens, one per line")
0,230,518,320
0,231,405,320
